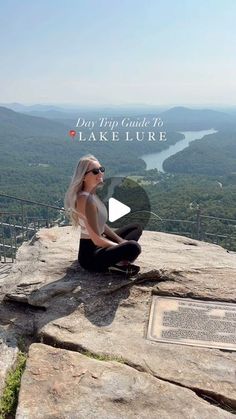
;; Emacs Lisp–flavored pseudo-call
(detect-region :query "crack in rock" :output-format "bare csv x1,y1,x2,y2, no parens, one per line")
38,332,236,415
142,360,236,414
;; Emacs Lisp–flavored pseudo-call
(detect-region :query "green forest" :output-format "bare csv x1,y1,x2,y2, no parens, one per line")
163,131,236,176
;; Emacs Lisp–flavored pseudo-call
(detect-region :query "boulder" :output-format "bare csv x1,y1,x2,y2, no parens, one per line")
16,343,234,419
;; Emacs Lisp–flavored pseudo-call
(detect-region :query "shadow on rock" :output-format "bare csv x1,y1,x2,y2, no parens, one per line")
2,260,139,335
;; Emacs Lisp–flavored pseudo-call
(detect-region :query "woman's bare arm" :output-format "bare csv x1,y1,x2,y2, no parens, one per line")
103,224,125,244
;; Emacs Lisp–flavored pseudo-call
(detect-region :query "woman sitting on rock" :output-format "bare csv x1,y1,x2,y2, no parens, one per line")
64,154,142,276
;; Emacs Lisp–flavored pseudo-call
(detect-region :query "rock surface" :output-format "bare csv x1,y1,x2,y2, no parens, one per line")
0,328,18,398
1,225,236,416
16,343,234,419
3,227,236,306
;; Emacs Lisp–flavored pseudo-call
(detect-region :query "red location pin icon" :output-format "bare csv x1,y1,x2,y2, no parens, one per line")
69,129,76,138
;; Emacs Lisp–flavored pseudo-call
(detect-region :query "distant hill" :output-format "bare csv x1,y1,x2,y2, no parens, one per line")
1,103,166,119
0,106,67,137
0,103,81,121
158,106,236,131
21,110,79,121
18,106,236,132
2,104,235,131
163,130,236,176
0,103,67,113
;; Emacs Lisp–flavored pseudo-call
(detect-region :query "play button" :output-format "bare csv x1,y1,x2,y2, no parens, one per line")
108,197,131,222
97,176,151,231
83,175,151,235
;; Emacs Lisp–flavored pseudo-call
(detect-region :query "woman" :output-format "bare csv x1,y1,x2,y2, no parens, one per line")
64,154,142,276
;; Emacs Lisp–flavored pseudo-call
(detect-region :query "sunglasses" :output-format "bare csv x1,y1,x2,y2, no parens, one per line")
85,166,105,175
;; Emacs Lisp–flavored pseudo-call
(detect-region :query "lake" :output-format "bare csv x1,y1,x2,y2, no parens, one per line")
141,128,218,172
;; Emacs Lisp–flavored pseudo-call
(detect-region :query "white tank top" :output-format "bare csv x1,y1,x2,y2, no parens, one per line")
76,191,108,239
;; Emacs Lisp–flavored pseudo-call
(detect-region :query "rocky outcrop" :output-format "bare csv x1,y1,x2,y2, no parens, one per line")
16,343,234,419
0,226,236,417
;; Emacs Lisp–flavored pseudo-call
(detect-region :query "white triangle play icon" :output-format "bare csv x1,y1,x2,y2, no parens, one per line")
108,197,131,222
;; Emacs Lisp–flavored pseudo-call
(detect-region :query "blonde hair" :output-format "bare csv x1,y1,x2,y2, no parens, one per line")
64,154,99,228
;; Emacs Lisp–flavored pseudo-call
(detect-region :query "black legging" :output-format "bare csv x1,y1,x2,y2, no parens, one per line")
78,223,142,272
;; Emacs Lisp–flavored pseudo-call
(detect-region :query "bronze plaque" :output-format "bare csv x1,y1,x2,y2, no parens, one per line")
147,296,236,350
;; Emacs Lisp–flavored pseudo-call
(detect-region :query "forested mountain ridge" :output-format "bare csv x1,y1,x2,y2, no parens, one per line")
0,106,67,137
158,106,236,131
163,130,236,176
1,105,235,130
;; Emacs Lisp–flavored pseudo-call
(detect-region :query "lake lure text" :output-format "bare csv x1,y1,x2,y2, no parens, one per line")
70,116,167,141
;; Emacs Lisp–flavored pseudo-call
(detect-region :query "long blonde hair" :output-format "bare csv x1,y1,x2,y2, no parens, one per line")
64,154,99,228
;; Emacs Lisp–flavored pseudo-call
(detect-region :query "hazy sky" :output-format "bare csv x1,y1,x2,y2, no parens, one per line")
0,0,235,106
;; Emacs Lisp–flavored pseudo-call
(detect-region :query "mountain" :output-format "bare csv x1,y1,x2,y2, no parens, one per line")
3,104,235,130
1,103,166,120
0,103,65,113
0,106,67,137
158,106,236,130
163,130,236,176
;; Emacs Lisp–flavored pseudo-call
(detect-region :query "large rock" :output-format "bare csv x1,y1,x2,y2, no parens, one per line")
2,226,236,415
0,263,13,300
4,226,236,307
2,226,80,306
16,343,234,419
